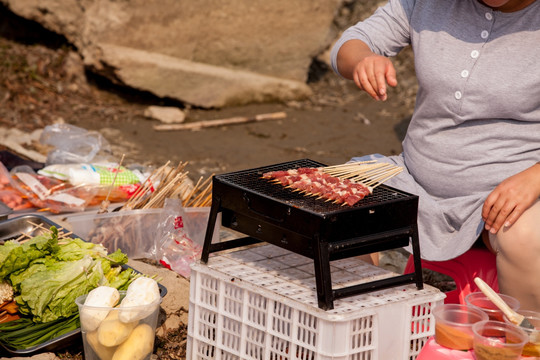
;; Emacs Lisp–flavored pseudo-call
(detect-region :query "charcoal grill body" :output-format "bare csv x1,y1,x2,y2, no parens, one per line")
201,159,423,310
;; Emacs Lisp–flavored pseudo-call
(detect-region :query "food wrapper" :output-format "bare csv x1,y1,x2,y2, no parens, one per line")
9,165,98,213
0,162,34,211
38,163,143,186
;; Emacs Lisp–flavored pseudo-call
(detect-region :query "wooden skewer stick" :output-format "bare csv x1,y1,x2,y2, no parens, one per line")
143,172,188,209
153,111,287,131
325,164,397,180
323,161,383,173
322,160,376,170
329,163,393,177
122,161,172,210
348,165,398,183
98,154,126,214
183,176,204,205
199,193,213,207
364,168,403,188
186,179,213,207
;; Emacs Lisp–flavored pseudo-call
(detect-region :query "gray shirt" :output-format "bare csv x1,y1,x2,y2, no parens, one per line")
331,0,540,260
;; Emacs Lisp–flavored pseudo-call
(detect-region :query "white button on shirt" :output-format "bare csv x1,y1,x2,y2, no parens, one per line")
471,50,479,59
481,30,489,39
485,12,493,21
455,91,462,100
461,70,469,78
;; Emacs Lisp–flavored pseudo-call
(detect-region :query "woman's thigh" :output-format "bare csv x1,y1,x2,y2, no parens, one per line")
488,199,540,311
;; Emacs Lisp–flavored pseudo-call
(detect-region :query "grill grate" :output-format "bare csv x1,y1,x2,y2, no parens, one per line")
215,158,412,214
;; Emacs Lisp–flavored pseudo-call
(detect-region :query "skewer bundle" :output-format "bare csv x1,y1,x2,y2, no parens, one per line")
263,160,402,206
121,161,213,211
85,161,213,255
322,161,403,189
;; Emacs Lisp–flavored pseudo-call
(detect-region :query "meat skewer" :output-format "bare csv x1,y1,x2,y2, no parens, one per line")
262,161,402,206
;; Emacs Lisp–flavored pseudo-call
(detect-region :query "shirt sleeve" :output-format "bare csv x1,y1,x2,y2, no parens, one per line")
330,0,415,77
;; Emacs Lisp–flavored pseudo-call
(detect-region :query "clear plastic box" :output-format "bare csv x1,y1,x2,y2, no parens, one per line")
58,207,219,259
187,244,445,360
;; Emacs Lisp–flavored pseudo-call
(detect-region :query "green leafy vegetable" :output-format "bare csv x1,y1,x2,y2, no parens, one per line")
0,228,59,278
15,256,103,322
1,226,134,324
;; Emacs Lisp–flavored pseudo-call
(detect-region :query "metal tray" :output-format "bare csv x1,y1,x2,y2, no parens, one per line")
0,202,12,222
0,214,168,356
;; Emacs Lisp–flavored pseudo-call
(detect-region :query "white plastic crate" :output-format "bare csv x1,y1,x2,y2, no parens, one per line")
187,244,445,360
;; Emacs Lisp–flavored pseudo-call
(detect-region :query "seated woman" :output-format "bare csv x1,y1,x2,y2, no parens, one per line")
331,0,540,311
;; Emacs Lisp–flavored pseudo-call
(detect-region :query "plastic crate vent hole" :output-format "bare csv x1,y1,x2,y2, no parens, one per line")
352,315,375,350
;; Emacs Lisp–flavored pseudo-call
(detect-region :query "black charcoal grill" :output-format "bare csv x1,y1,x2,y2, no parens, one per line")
201,159,423,310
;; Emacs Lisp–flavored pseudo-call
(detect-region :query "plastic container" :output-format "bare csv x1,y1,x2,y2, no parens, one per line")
187,244,446,360
76,291,162,360
503,309,540,357
433,304,488,350
472,320,527,360
465,292,520,322
60,207,219,259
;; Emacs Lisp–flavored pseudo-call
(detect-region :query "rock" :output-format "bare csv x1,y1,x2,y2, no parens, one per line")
95,44,313,108
144,106,186,124
1,0,341,107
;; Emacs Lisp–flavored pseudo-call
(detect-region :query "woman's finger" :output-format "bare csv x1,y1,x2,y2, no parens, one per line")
489,202,515,233
356,69,379,100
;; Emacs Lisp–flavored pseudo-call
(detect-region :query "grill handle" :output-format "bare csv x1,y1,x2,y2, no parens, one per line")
243,192,286,223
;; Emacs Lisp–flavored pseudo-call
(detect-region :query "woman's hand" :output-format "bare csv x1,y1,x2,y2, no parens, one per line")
336,40,398,101
351,54,397,101
482,163,540,234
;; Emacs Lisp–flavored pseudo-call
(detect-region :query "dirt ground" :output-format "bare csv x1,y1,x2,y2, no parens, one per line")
0,6,421,359
0,9,418,179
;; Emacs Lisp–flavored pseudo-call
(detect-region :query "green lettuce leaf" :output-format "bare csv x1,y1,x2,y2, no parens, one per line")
15,256,103,323
0,229,59,279
1,226,138,324
53,237,107,261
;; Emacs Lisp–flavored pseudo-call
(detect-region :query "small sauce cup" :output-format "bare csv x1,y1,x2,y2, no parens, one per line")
465,291,520,322
503,309,540,357
433,303,488,350
472,320,527,360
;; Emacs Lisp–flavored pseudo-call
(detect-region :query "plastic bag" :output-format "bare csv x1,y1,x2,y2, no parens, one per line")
37,162,144,204
0,162,35,211
9,165,98,213
38,163,143,186
156,199,203,278
39,123,112,165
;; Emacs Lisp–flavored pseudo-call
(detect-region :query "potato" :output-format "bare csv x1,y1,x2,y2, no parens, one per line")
111,323,155,360
81,286,120,332
86,330,115,360
97,310,137,347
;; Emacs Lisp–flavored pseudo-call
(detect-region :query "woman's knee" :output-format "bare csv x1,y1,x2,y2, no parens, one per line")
489,200,540,260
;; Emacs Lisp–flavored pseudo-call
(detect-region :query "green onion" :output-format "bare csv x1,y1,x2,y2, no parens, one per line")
0,315,80,350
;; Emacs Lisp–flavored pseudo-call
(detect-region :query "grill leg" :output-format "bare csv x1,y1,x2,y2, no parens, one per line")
410,224,424,290
313,235,334,310
201,196,221,263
